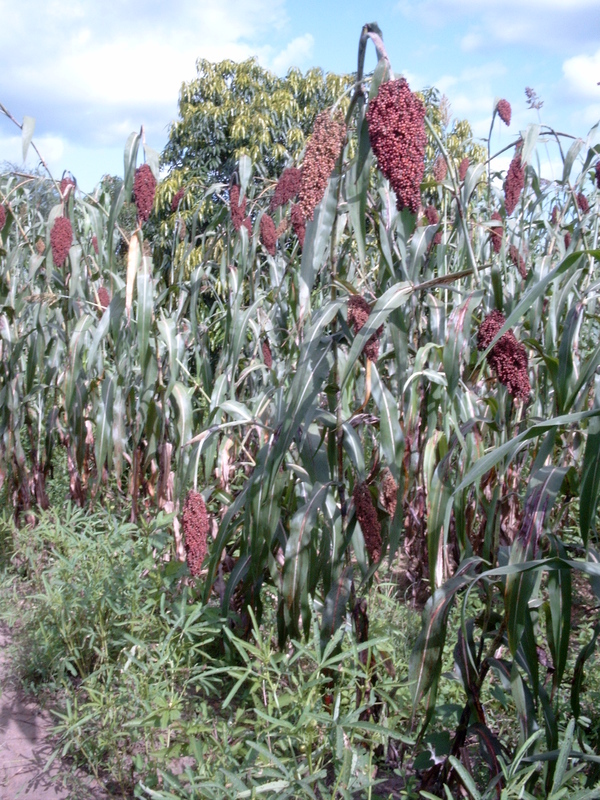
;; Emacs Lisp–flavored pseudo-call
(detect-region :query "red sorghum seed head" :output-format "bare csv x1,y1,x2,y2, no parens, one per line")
59,176,76,198
551,205,560,225
133,164,156,223
509,244,527,279
380,469,398,517
347,295,383,361
171,187,185,212
35,238,45,255
496,99,511,126
477,310,530,400
353,482,382,562
262,338,272,368
275,219,288,238
367,78,426,214
596,161,600,189
229,184,247,232
291,203,305,246
98,286,110,310
50,216,73,267
565,232,572,249
458,157,470,181
504,147,525,216
433,155,447,182
270,167,302,210
260,214,277,256
576,192,589,214
424,204,442,244
299,111,346,220
490,211,503,253
0,205,6,229
91,235,98,254
182,490,210,577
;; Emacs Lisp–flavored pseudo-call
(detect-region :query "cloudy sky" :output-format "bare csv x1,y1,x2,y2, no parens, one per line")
1,0,600,190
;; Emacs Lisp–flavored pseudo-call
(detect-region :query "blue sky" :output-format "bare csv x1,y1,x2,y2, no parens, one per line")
1,0,600,191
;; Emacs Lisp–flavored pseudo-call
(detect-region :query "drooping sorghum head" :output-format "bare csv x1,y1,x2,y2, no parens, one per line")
299,111,346,221
504,147,525,216
259,214,277,256
50,216,73,267
576,192,589,214
496,99,511,126
229,184,247,232
565,232,572,249
291,203,306,247
35,238,45,255
366,78,427,214
509,244,527,279
133,164,156,223
98,286,110,310
182,490,210,577
380,469,398,517
490,211,503,253
458,157,470,181
262,338,272,369
270,167,302,211
551,205,560,225
353,482,382,562
171,187,185,212
0,205,6,229
91,235,98,254
477,310,530,400
433,155,447,182
347,295,383,361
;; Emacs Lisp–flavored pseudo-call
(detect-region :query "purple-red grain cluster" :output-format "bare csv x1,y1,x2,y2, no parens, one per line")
133,164,156,223
50,216,73,267
270,167,302,210
496,99,511,126
433,155,447,182
477,310,530,400
504,150,525,216
367,79,426,214
171,187,185,212
291,203,305,246
509,244,527,279
299,112,346,221
490,211,503,253
259,214,277,255
348,295,383,361
182,490,210,577
353,482,382,562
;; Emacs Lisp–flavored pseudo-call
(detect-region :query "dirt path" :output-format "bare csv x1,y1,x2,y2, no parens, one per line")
0,623,109,799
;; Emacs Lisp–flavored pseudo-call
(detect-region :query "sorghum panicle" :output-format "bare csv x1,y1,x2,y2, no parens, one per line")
551,205,560,225
133,164,156,223
92,235,99,254
262,339,273,368
229,184,247,232
347,295,383,361
171,187,185,212
596,160,600,189
98,286,110,311
380,469,398,517
182,490,210,577
496,99,511,126
291,203,306,246
275,219,288,238
424,204,442,245
509,244,527,279
490,211,503,253
50,216,73,267
477,310,530,400
367,78,426,214
576,192,590,214
270,167,302,210
0,205,6,229
299,111,346,220
259,214,277,256
458,157,470,181
60,176,76,198
353,482,382,562
504,147,525,216
433,155,447,182
565,232,572,249
35,238,45,255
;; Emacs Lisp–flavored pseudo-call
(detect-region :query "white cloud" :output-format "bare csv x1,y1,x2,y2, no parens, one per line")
269,34,314,74
562,49,600,100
